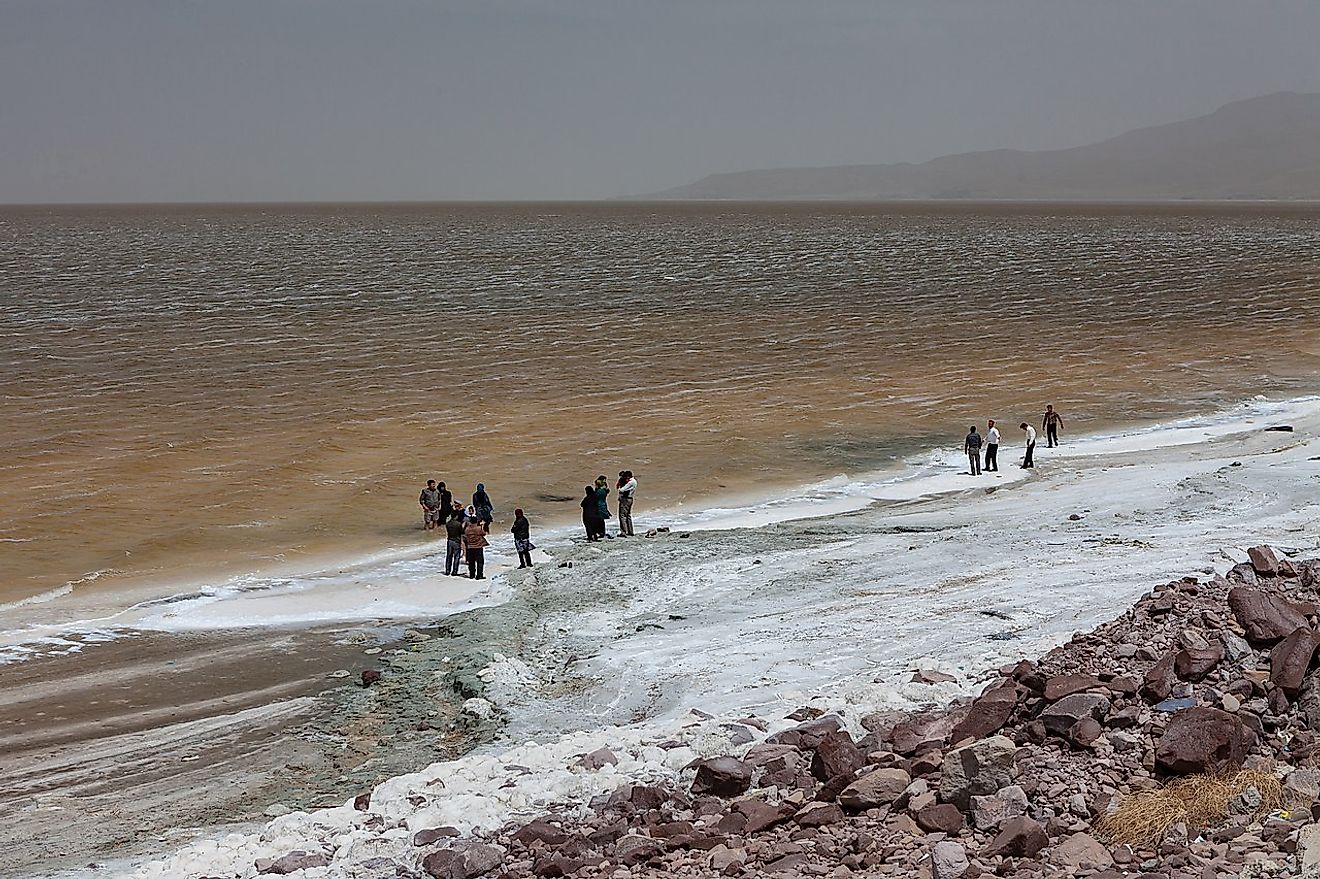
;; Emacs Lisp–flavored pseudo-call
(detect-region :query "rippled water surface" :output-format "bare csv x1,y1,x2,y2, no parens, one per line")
2,202,1319,607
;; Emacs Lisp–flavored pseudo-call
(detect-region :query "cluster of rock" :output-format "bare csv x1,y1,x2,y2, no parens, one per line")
257,545,1320,879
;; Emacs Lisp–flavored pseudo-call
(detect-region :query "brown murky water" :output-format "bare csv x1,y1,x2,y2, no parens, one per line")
2,202,1319,608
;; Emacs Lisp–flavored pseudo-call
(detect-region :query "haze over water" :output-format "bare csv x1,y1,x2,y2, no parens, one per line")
2,202,1319,611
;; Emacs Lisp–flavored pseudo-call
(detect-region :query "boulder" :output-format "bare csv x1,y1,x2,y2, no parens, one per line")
1174,645,1224,682
1228,586,1310,644
1270,627,1320,698
950,686,1017,743
938,735,1017,811
361,669,382,687
932,840,970,879
838,767,911,811
742,743,801,770
1052,833,1114,871
1285,769,1320,805
971,784,1029,830
422,845,504,879
983,816,1050,859
512,820,568,848
1155,707,1257,775
691,757,751,797
1249,545,1283,576
810,731,864,782
414,827,461,847
614,835,665,866
1069,717,1104,748
1141,652,1177,702
1042,674,1105,701
765,716,841,748
579,748,618,770
733,798,794,833
890,712,956,756
917,803,965,834
1040,692,1110,737
794,801,844,827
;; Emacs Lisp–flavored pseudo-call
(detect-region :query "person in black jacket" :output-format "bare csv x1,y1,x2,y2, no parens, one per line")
443,508,465,576
512,508,534,568
964,426,983,476
581,486,605,541
437,481,453,523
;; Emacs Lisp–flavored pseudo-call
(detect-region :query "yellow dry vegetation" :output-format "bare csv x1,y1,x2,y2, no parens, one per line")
1097,769,1285,846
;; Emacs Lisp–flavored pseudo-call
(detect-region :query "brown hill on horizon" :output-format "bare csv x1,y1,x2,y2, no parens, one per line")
636,92,1320,201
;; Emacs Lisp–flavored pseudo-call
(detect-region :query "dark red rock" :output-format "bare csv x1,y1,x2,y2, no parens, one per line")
1155,707,1257,775
414,827,461,846
890,712,953,756
512,819,569,848
810,731,865,781
1271,627,1320,698
360,669,382,687
794,802,844,827
951,686,1018,743
983,817,1050,858
690,757,752,797
765,716,841,748
353,792,371,811
916,803,965,834
1141,653,1177,702
1043,674,1105,702
1174,645,1224,682
1229,586,1310,644
734,799,794,833
422,845,503,879
1249,545,1283,576
1069,717,1104,748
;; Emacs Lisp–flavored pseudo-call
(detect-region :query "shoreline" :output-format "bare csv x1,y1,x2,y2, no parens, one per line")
2,392,1315,669
14,390,1320,877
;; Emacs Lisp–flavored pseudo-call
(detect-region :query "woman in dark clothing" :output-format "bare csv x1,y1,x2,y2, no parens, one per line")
512,508,534,568
593,475,611,532
472,483,494,531
581,486,605,541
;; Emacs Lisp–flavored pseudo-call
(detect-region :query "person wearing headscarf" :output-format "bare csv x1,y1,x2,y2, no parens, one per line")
472,483,494,531
616,470,637,537
581,486,605,541
512,508,534,568
593,475,611,533
462,515,489,579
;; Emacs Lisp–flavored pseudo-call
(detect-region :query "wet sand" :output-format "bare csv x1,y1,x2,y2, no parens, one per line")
1,628,486,877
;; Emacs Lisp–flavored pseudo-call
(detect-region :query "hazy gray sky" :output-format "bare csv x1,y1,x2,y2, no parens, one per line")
3,1,1320,202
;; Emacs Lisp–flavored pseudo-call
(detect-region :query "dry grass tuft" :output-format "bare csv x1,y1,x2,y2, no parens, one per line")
1097,768,1284,846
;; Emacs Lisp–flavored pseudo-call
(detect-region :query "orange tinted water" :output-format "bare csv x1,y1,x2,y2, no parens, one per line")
2,202,1319,607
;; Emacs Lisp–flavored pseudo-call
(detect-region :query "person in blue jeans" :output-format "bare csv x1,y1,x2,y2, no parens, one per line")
443,503,465,575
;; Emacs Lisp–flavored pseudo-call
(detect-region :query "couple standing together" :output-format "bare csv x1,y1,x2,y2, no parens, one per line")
963,406,1064,475
582,471,637,541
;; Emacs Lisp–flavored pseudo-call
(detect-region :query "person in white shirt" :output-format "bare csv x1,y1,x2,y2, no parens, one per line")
616,470,638,536
1019,422,1037,469
984,419,1001,472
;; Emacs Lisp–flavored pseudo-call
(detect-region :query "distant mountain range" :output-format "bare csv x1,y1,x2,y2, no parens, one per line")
635,92,1320,201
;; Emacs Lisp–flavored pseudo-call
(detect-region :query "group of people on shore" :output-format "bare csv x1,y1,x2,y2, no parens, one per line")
962,405,1064,476
418,471,640,578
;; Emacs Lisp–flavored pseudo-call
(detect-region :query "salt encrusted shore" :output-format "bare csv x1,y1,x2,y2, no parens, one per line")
118,546,1320,879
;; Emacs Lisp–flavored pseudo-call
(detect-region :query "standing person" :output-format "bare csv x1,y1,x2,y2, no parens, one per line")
512,508,534,569
1042,405,1064,448
984,420,1000,473
437,481,453,523
419,480,442,530
964,426,983,476
594,475,612,535
1020,422,1037,468
444,507,465,575
472,483,494,531
616,470,637,537
462,515,489,579
581,486,605,541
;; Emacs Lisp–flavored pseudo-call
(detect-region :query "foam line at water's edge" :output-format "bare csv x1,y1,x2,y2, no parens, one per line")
1,393,1316,664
